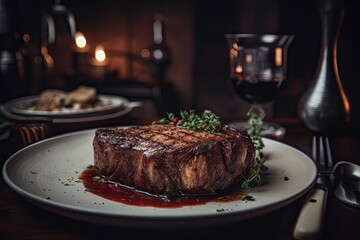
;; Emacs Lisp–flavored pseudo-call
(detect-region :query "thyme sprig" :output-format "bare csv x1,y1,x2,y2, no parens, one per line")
240,109,268,190
153,109,222,133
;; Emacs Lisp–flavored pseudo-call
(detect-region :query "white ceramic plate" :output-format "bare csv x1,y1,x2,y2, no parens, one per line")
4,95,128,118
1,100,141,134
2,129,317,228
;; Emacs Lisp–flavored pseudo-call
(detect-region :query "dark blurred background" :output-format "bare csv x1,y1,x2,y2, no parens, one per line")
1,0,359,128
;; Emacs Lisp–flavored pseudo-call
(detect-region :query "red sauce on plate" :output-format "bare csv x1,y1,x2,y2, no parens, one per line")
80,166,246,208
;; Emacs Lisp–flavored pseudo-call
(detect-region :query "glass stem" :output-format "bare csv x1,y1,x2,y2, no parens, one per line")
250,104,266,122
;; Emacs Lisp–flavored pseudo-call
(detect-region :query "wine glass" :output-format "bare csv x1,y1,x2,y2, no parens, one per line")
226,34,294,138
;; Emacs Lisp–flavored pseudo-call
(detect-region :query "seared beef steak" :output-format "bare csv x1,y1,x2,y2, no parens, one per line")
93,124,255,196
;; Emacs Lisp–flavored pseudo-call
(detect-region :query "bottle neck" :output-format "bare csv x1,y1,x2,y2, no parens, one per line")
153,19,163,45
318,0,342,53
320,12,338,53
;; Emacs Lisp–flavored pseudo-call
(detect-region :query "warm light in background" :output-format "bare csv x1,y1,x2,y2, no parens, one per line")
245,54,252,63
95,45,106,62
75,32,87,49
275,47,282,66
235,65,243,73
141,49,151,59
232,42,238,50
40,46,54,67
230,48,238,58
23,33,30,43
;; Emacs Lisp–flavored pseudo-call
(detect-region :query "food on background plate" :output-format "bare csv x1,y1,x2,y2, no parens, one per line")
37,89,67,111
23,86,109,112
65,86,96,106
92,110,264,197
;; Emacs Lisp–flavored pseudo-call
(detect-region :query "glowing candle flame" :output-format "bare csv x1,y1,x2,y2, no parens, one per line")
74,32,87,49
95,45,106,62
235,65,243,73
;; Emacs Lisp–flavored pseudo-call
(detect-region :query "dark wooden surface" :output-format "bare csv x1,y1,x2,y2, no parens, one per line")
1,117,359,240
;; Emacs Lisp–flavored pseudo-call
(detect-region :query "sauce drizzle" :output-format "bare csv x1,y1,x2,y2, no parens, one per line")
80,166,246,208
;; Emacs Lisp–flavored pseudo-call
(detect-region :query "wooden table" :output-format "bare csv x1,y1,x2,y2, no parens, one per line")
1,117,359,240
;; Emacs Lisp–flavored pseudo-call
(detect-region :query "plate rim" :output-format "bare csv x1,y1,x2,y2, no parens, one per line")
4,94,129,118
2,129,317,225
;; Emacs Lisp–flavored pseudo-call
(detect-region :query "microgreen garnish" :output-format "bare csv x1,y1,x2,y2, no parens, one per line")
240,109,268,190
153,109,222,133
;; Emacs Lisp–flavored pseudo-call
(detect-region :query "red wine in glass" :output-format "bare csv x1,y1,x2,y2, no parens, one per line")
231,74,284,104
226,34,294,138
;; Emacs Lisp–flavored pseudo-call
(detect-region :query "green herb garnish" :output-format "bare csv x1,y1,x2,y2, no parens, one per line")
153,109,222,133
240,109,268,190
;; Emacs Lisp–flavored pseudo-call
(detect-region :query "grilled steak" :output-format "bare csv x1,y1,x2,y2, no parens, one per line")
93,124,255,196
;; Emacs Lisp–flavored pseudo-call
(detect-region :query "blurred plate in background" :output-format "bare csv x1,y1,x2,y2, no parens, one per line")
4,95,128,118
1,97,141,134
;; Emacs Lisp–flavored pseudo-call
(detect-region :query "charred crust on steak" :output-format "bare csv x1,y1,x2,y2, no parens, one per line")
93,124,255,197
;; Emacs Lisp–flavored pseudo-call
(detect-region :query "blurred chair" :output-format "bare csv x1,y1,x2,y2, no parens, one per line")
0,105,53,158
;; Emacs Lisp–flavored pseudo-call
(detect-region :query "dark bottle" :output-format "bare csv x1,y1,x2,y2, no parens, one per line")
0,0,25,103
150,14,170,66
140,14,172,116
40,0,76,89
298,0,351,133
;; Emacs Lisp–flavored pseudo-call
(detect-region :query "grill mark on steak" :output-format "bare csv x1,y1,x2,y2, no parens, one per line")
130,127,204,155
93,124,255,196
137,126,200,148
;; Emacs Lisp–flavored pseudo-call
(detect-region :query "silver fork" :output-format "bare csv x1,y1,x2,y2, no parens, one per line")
313,135,333,185
293,135,333,239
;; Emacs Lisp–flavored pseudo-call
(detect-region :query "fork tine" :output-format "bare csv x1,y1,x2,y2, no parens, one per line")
312,135,333,173
324,136,333,169
312,135,318,164
319,135,326,170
